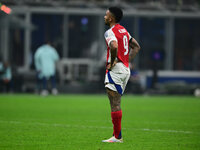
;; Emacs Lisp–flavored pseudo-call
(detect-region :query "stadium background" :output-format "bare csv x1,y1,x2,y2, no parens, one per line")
0,1,200,150
0,0,200,95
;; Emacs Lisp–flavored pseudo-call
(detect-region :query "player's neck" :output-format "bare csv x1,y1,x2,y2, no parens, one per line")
110,22,117,28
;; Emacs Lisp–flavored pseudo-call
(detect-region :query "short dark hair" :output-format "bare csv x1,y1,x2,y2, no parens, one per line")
108,7,123,23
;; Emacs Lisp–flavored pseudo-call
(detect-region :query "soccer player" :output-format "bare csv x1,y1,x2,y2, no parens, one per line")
102,7,140,143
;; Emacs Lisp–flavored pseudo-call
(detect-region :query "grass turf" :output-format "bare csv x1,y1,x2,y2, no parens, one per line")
0,94,200,150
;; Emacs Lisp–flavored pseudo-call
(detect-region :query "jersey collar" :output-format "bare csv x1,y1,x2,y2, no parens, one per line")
111,23,119,29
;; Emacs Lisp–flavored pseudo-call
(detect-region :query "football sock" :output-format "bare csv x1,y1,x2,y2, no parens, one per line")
111,110,122,139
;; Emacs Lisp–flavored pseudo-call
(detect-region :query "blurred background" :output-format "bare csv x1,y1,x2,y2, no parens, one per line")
0,0,200,95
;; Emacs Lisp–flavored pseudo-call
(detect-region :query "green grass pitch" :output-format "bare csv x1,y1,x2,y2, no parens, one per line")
0,94,200,150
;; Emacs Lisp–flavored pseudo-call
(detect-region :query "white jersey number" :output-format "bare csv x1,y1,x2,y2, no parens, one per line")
123,35,129,55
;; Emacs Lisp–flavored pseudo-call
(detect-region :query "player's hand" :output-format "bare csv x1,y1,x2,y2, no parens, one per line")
107,61,117,71
106,64,111,70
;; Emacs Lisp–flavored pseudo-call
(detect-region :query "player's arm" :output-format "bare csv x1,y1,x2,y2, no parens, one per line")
108,41,118,70
129,37,140,62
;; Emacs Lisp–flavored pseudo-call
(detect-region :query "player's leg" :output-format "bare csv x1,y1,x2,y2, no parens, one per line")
36,73,42,94
41,77,48,96
50,75,58,95
106,87,121,112
103,65,128,142
5,80,11,93
106,87,122,140
102,84,123,142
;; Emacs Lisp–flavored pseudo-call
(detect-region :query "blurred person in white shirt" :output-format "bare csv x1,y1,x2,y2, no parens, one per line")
34,41,60,96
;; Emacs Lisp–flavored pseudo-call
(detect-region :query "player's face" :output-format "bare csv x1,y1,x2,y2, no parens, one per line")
104,10,112,26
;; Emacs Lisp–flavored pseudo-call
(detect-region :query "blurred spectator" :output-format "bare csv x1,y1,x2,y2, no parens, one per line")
0,61,12,93
34,42,60,96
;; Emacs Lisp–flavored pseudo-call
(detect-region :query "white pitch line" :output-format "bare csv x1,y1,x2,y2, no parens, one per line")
0,120,198,135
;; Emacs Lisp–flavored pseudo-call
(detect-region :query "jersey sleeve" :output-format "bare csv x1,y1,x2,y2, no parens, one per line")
104,29,117,46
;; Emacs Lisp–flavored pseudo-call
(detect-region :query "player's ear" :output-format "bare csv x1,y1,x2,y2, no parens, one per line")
109,17,112,22
111,16,116,23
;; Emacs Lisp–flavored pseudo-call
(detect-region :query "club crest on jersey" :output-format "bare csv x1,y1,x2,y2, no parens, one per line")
118,29,126,33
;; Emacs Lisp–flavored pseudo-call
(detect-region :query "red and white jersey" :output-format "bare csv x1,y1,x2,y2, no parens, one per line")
104,24,132,68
